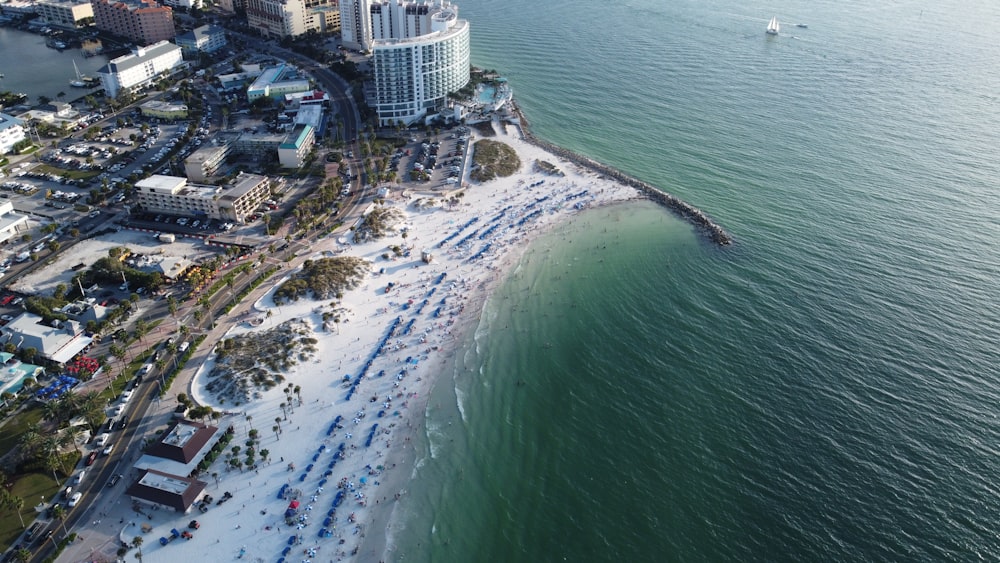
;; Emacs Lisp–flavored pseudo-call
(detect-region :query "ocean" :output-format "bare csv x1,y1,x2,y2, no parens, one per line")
387,0,1000,560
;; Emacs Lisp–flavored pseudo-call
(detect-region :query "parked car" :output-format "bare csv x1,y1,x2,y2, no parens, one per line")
85,451,98,466
107,474,123,487
67,492,82,507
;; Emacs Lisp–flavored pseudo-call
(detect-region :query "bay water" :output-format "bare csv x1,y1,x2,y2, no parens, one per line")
386,0,1000,561
0,27,108,103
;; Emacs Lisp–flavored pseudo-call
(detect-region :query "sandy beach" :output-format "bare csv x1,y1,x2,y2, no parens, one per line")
66,122,642,563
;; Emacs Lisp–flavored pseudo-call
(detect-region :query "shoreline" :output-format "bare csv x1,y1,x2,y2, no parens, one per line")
511,103,734,246
78,114,707,563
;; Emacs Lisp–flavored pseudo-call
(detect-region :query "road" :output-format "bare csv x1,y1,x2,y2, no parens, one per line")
24,39,375,563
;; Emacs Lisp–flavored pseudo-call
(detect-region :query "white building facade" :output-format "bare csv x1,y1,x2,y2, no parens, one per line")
370,1,469,126
247,0,338,38
97,41,184,98
338,0,372,51
0,113,27,154
34,0,94,29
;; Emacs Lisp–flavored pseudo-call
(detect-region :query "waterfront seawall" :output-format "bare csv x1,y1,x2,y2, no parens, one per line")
510,105,733,246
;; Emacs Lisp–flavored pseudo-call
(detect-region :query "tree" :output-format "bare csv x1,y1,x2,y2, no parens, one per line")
132,535,144,562
21,347,37,363
14,547,30,563
134,319,149,344
259,448,270,463
60,425,83,454
1,491,25,528
272,425,280,441
109,343,126,366
52,503,70,537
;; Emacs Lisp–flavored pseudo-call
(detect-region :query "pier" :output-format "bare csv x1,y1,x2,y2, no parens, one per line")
510,105,733,246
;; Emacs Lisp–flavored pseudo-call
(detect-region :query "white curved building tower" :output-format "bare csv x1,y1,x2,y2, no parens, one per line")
368,0,470,126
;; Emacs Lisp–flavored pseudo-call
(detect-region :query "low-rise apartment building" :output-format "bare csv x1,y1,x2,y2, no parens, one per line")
135,173,271,223
0,113,27,155
175,24,227,56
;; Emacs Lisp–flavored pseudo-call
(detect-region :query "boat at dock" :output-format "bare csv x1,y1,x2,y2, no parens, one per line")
69,60,98,88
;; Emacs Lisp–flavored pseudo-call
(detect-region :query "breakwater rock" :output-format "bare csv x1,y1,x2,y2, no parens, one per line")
511,107,733,246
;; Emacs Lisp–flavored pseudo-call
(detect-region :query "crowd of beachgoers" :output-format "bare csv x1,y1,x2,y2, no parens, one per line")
75,124,642,563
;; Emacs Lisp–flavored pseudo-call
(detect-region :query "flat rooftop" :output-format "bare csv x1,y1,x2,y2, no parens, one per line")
138,470,192,495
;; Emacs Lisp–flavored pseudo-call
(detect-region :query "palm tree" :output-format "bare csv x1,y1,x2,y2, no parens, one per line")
259,448,270,463
279,403,287,420
41,435,67,481
41,400,64,426
134,319,149,345
132,535,144,562
60,425,83,454
109,343,126,367
14,547,31,563
272,425,280,441
17,425,43,465
166,342,178,369
1,491,25,528
294,385,302,404
274,417,282,432
52,503,70,536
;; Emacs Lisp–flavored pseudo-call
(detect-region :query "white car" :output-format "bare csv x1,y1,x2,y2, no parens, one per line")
68,492,82,507
102,443,114,456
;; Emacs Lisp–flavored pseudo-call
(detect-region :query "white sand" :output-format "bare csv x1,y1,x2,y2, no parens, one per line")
110,125,641,563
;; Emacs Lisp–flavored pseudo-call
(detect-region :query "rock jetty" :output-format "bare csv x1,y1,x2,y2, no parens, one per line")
510,105,733,246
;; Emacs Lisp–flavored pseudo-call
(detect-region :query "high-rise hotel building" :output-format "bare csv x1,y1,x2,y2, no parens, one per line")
91,0,175,45
340,0,469,126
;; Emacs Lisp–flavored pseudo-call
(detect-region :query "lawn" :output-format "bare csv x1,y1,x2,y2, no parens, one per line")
31,163,101,181
0,406,43,454
0,471,63,550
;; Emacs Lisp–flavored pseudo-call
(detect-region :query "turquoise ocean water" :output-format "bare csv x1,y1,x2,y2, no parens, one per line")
390,0,1000,561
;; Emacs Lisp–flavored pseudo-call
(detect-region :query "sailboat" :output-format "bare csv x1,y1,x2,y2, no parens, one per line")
70,60,89,88
766,16,780,35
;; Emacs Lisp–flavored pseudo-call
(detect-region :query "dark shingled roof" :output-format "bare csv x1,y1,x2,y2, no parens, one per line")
125,469,207,512
145,420,218,463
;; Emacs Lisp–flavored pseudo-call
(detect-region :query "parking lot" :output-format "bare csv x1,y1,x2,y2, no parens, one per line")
401,126,471,188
